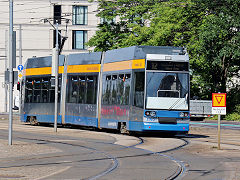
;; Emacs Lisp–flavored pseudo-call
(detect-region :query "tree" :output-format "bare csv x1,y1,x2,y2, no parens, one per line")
189,0,240,97
87,0,201,51
87,0,159,51
88,0,240,111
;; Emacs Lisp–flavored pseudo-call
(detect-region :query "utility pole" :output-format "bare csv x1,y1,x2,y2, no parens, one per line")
43,18,62,133
5,30,8,113
8,0,13,145
54,21,59,132
97,52,105,129
19,24,22,115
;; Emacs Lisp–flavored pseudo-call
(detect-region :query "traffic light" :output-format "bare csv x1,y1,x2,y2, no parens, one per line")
17,81,20,91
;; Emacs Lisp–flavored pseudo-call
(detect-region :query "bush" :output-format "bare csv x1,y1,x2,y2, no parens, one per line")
207,115,218,120
225,113,240,121
234,105,240,114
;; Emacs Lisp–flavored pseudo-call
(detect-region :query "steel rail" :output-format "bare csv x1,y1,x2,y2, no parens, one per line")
0,126,189,180
131,137,189,180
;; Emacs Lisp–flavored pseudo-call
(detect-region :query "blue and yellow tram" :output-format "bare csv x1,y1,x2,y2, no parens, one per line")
21,46,190,134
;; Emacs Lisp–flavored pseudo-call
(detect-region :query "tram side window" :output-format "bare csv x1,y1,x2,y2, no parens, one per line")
67,75,98,104
41,77,49,103
49,81,55,103
117,74,124,104
111,75,118,105
124,74,131,105
102,74,131,105
68,76,79,103
25,78,33,103
134,72,145,108
102,75,111,105
25,77,60,103
79,76,86,103
49,77,61,103
58,77,62,102
33,78,41,103
86,76,98,104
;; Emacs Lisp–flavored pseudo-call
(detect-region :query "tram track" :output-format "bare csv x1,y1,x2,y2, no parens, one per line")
0,134,140,179
134,137,189,180
86,135,189,180
0,134,120,180
0,125,190,180
0,120,240,180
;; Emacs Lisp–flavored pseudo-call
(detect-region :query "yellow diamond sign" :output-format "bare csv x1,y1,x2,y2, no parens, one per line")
18,73,23,79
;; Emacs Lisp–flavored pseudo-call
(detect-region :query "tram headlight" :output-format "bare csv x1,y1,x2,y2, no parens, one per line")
150,111,156,117
145,111,150,116
179,112,189,117
179,112,184,117
145,111,156,117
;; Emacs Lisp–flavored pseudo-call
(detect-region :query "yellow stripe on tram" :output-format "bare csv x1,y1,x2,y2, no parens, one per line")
25,66,64,76
24,59,145,76
67,64,100,73
103,59,145,72
132,59,145,69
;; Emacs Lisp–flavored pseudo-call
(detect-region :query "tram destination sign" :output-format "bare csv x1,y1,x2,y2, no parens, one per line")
212,93,226,115
147,61,188,71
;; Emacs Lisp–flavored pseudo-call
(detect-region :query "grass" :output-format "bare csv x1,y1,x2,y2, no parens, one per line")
205,114,240,121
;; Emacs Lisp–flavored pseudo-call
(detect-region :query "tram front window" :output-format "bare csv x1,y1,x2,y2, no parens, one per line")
146,72,189,110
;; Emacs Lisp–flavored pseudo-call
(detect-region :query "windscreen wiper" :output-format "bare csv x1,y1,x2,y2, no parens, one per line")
168,93,188,110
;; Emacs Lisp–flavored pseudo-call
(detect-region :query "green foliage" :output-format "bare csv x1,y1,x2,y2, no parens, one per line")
226,86,240,113
225,113,240,121
235,105,240,114
225,99,240,121
190,74,212,99
88,0,240,113
206,115,218,120
87,0,201,51
189,0,240,96
87,0,160,51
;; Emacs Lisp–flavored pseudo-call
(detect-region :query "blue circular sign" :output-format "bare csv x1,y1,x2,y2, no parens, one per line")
18,65,23,71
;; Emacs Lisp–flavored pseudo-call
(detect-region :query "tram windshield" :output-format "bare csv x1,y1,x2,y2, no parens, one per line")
146,72,189,110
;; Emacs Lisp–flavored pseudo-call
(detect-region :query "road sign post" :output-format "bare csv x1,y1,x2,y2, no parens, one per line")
212,93,226,150
17,64,23,116
217,114,221,150
8,0,13,146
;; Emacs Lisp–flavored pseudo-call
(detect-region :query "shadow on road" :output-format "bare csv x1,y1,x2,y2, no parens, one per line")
22,122,209,139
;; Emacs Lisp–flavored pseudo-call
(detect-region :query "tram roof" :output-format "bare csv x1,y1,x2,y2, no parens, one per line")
24,46,185,69
104,46,185,63
67,52,102,65
25,55,65,69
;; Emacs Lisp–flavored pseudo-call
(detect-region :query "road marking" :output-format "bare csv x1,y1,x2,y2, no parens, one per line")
190,122,240,128
35,166,71,180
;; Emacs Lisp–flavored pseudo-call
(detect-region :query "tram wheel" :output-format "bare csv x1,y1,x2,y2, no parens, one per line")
119,122,129,134
29,116,38,126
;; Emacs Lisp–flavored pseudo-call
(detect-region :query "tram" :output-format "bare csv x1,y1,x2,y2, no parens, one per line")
21,46,190,134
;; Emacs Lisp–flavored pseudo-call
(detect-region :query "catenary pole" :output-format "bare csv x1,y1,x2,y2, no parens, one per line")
54,21,59,132
5,30,8,113
19,24,22,115
8,0,13,145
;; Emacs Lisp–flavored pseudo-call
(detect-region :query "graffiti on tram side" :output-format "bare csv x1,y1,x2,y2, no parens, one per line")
101,106,129,116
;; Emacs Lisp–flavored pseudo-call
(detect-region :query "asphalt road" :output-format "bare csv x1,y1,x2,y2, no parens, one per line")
0,120,183,180
0,119,240,180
